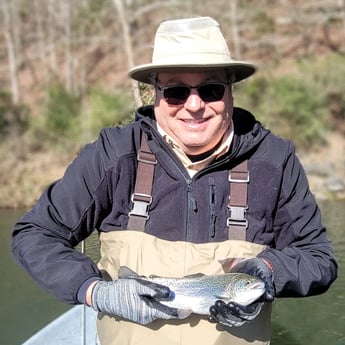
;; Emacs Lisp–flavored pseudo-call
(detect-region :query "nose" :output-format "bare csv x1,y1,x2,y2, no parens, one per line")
184,89,205,111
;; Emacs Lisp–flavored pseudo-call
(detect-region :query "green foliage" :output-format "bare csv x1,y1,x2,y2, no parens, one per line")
299,54,345,126
1,53,343,154
14,84,135,152
233,54,345,148
270,76,326,146
42,82,81,143
86,87,135,140
251,10,275,34
0,89,30,141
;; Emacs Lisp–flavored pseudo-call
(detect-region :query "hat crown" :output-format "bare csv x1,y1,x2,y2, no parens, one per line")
152,17,232,65
128,16,256,84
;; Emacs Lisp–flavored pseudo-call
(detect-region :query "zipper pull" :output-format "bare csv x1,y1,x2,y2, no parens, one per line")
187,180,197,211
191,198,198,212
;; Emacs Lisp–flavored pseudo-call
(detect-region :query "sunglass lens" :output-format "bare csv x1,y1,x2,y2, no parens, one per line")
161,83,227,105
163,86,190,105
198,84,226,102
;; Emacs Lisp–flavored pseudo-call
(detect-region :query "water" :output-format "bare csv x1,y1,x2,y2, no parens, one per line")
0,209,70,345
1,200,344,345
271,200,345,345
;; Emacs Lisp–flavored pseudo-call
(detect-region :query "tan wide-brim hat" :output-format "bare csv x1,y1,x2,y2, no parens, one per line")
128,17,256,84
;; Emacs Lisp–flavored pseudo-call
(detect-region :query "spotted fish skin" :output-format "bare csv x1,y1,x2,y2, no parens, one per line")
118,267,265,318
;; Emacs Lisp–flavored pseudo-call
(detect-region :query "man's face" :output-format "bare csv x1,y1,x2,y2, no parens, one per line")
154,70,233,155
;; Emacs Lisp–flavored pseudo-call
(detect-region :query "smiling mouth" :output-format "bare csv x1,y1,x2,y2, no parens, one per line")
181,118,209,127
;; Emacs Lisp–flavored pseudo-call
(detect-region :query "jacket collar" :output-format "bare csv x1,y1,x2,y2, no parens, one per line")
135,105,270,162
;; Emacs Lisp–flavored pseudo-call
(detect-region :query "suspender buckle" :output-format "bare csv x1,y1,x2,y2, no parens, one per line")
129,193,152,219
228,171,250,183
226,218,248,229
137,153,157,165
226,206,248,229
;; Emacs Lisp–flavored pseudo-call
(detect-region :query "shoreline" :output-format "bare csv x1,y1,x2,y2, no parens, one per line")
1,152,344,211
1,131,344,209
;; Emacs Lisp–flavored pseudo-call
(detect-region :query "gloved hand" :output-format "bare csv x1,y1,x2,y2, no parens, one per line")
208,257,274,328
209,301,263,327
91,278,178,324
230,257,275,302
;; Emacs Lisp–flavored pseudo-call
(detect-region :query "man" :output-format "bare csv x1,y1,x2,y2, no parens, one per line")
12,17,337,345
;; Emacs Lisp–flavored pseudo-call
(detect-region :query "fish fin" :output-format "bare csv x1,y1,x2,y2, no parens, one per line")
149,273,205,279
183,273,205,278
149,274,163,278
118,266,139,279
218,258,245,273
177,309,193,319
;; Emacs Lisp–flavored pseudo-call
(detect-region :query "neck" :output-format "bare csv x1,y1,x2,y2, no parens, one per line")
187,141,222,162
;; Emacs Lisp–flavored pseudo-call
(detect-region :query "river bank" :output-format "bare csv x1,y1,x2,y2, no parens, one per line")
0,144,74,209
1,133,344,209
297,132,345,200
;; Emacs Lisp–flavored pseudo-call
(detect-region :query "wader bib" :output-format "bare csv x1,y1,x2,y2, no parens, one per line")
96,231,272,345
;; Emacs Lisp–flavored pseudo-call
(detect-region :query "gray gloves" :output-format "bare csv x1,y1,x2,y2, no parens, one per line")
230,258,274,302
209,301,263,327
91,278,178,324
209,257,274,327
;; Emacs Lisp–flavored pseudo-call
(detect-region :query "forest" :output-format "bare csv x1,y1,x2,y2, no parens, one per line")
1,0,345,207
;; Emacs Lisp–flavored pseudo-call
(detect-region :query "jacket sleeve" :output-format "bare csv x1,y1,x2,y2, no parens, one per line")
258,142,338,298
12,138,112,304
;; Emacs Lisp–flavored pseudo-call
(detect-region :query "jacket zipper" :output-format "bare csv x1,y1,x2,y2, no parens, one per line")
186,179,197,242
145,125,241,242
209,178,216,240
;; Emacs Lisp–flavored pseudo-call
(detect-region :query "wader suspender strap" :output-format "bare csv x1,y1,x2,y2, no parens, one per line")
227,160,249,240
127,133,157,231
128,133,249,239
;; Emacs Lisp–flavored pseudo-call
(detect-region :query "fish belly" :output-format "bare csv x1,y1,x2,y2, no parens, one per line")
160,293,212,316
151,278,219,316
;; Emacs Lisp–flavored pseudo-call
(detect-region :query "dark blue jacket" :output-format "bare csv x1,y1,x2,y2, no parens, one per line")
12,106,337,304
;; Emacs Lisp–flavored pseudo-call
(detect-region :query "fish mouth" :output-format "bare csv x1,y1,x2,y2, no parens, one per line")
233,283,266,306
164,290,175,301
250,282,265,290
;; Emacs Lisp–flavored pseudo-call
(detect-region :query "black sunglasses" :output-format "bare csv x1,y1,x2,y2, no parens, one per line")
156,81,230,105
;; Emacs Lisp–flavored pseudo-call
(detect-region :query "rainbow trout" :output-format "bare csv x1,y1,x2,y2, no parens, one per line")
119,266,265,318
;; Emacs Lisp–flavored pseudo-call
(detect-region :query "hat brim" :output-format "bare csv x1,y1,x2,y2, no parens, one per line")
128,62,256,84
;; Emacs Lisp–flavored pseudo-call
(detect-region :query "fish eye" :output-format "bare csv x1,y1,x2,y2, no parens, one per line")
238,279,251,288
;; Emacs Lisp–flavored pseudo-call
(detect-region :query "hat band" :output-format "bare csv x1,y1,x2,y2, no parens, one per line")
153,52,234,65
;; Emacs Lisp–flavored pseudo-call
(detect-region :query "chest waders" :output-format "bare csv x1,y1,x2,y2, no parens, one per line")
96,134,272,345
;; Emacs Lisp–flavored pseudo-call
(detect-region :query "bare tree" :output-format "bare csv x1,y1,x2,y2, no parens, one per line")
1,0,20,104
230,0,242,59
113,0,141,107
34,0,45,63
60,0,74,92
0,0,344,112
47,0,58,76
340,0,345,37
